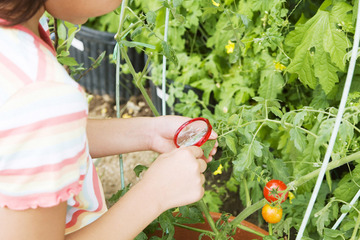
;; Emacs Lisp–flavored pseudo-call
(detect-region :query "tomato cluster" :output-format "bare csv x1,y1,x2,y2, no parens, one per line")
261,179,288,224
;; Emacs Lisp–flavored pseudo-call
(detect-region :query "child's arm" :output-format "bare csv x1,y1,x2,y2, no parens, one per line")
0,146,206,240
87,116,218,160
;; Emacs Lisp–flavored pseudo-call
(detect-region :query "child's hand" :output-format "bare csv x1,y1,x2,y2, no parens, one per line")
149,116,218,162
141,146,207,212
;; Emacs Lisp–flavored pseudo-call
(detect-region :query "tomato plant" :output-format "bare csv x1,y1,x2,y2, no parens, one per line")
262,204,283,224
263,180,288,203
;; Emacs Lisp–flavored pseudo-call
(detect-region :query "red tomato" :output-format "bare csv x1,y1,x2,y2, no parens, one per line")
262,204,283,224
263,179,288,203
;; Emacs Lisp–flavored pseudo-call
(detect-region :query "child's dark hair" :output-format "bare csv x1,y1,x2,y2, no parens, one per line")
0,0,47,26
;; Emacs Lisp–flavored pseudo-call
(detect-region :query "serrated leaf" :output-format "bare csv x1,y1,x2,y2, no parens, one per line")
131,26,143,39
225,135,237,154
161,41,178,66
233,145,253,176
201,139,216,158
314,44,339,94
146,11,157,25
285,6,349,92
252,140,262,157
178,205,204,224
323,228,346,240
227,114,239,125
259,70,284,99
290,127,307,151
268,159,289,182
294,111,307,126
173,0,183,8
270,106,283,118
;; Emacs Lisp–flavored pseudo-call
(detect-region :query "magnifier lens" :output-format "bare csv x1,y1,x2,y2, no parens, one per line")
176,120,209,147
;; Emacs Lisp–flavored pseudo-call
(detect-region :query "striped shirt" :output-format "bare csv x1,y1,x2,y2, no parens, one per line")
0,19,107,234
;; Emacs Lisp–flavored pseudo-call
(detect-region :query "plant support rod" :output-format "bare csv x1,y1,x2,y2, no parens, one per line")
115,0,128,190
161,1,170,115
296,1,360,238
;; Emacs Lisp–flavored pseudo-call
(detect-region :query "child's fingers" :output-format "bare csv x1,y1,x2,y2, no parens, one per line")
209,130,218,139
198,158,207,173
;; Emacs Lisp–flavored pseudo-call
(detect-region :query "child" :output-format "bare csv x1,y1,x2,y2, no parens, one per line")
0,0,218,239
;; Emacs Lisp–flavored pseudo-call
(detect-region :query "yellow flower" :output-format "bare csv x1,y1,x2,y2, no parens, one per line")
225,40,235,54
288,192,295,204
122,113,132,118
213,164,223,175
274,60,286,71
212,0,220,7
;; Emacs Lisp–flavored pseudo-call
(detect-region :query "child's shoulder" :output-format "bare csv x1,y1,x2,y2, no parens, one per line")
0,25,83,106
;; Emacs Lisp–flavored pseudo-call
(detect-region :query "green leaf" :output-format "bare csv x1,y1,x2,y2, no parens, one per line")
202,191,223,212
233,144,253,176
251,140,262,157
172,0,183,8
57,56,78,66
90,51,106,69
315,204,331,235
224,134,237,154
161,41,178,66
134,232,147,240
269,106,283,118
285,6,349,93
268,159,289,182
201,139,216,159
340,204,351,214
314,45,339,94
121,40,156,49
131,26,143,39
323,228,346,240
146,11,157,25
289,127,306,151
294,111,307,126
57,21,67,40
133,165,148,177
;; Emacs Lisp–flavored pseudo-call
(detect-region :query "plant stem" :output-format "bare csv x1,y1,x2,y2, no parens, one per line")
120,48,160,116
350,213,360,240
236,224,266,237
173,222,216,236
290,151,360,189
197,200,219,235
115,20,143,42
242,178,251,207
115,0,128,41
231,198,267,227
268,223,273,236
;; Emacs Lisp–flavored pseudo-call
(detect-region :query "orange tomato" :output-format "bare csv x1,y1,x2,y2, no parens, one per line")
261,204,283,224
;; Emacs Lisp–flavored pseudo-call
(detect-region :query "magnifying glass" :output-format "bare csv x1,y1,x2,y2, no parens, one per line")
173,117,212,148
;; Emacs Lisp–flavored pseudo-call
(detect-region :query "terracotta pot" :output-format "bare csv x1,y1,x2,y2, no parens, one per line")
150,212,268,240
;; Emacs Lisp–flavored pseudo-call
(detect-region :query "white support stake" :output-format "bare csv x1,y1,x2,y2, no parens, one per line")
296,2,360,239
162,1,170,116
332,189,360,230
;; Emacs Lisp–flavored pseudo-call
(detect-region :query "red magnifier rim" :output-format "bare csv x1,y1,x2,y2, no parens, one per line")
173,117,212,148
